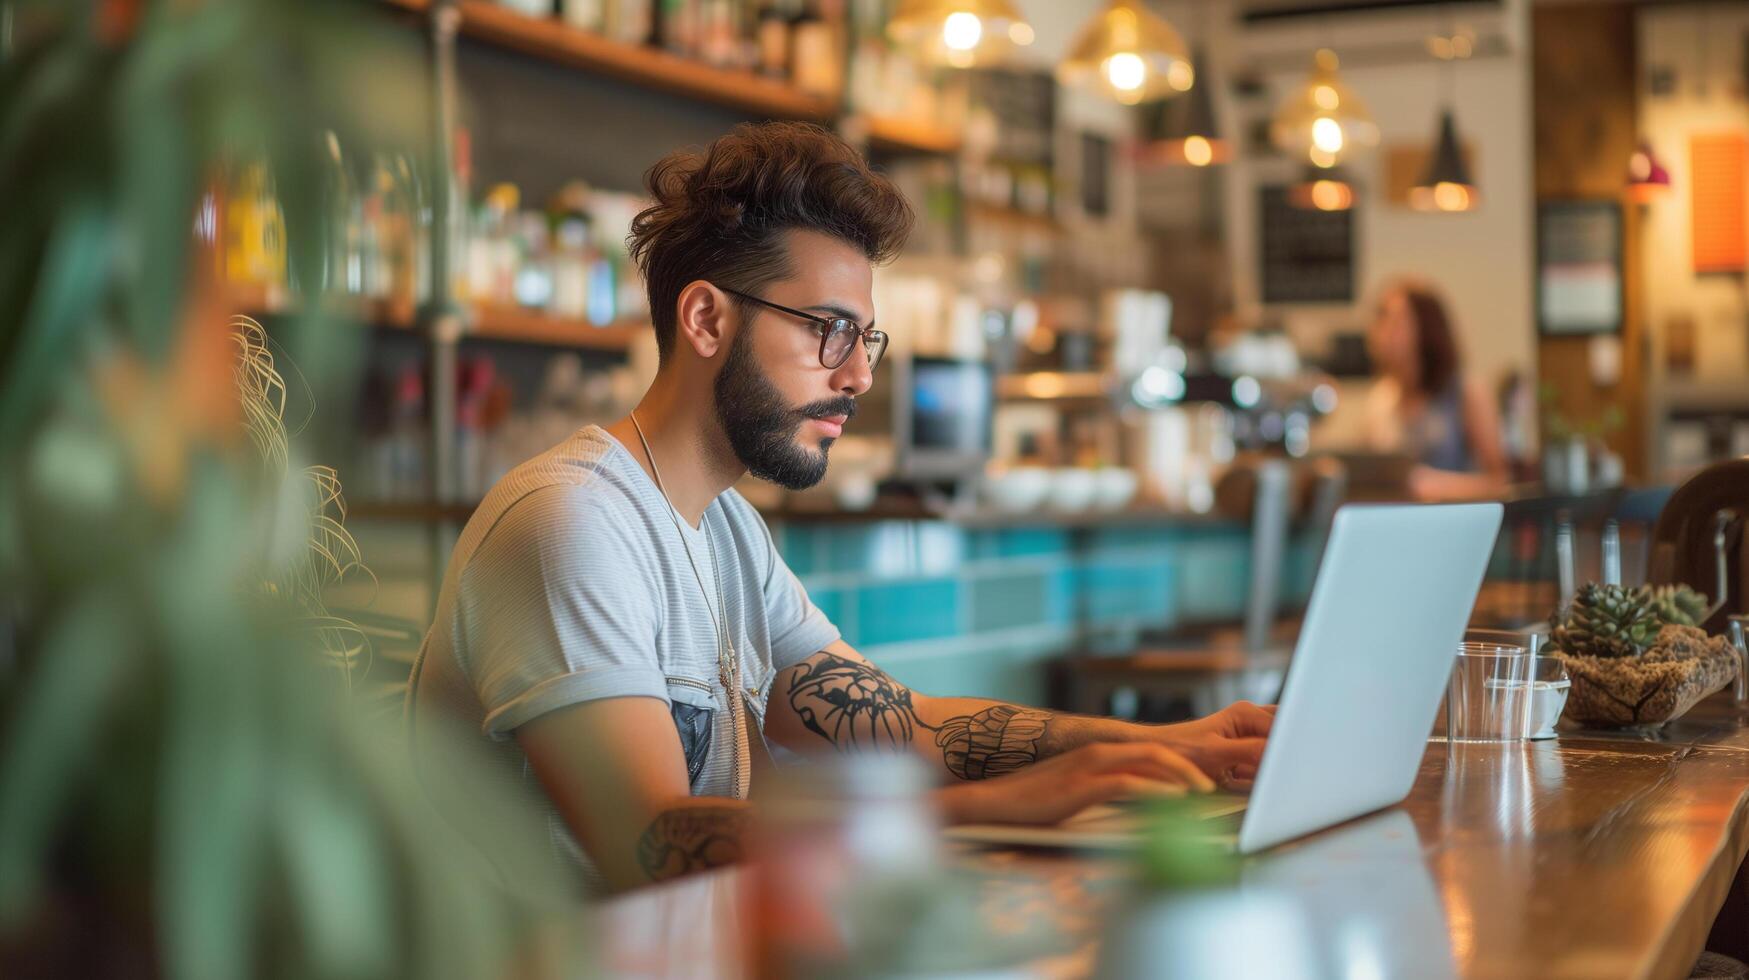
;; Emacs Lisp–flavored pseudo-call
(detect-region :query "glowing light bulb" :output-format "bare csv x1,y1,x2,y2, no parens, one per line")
1104,52,1147,94
1433,181,1472,211
1310,180,1352,211
1009,21,1034,46
1629,151,1651,181
1311,116,1345,155
1313,84,1339,111
1167,61,1195,92
1183,135,1213,167
942,11,982,52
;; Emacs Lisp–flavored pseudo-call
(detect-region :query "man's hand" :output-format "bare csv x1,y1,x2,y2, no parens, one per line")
1157,701,1276,791
936,741,1213,826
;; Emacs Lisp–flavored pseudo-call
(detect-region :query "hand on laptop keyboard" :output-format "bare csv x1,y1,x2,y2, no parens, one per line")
1156,701,1275,791
938,742,1214,827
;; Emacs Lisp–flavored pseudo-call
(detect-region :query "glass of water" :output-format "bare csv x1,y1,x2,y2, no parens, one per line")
1447,640,1533,742
1526,655,1571,740
1730,617,1748,705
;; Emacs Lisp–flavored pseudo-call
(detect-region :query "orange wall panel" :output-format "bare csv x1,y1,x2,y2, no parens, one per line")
1690,132,1748,273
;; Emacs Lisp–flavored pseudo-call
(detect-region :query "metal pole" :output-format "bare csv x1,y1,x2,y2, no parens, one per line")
422,0,466,622
1244,460,1292,655
1555,517,1576,612
424,0,463,507
1601,519,1622,586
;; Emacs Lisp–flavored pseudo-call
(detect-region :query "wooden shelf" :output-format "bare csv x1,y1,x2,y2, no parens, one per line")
862,114,961,155
349,499,478,524
383,0,839,121
225,285,646,351
467,305,646,349
225,284,416,328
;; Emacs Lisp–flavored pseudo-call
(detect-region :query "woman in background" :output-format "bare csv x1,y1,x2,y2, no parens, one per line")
1363,279,1510,501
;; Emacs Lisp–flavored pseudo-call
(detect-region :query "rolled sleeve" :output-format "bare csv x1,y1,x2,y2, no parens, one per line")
460,485,665,738
480,665,670,736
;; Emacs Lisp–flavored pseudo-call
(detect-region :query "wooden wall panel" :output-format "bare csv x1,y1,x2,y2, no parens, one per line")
1532,3,1645,478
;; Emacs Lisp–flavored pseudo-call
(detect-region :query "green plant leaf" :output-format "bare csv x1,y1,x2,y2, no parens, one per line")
0,588,136,923
0,194,111,458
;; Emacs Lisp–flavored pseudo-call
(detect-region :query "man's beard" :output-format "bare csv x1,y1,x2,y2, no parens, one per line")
713,329,856,491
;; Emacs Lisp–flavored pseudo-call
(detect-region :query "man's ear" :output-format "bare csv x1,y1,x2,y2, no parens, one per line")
674,280,736,361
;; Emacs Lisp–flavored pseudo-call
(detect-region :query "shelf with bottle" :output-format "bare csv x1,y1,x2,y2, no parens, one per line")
213,149,655,351
381,0,842,121
349,338,646,512
222,284,648,351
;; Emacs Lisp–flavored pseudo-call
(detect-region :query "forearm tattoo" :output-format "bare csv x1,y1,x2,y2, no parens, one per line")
785,654,1054,780
933,705,1053,780
636,806,749,881
785,653,926,750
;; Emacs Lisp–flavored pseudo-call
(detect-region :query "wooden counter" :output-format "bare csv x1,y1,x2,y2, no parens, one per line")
596,695,1749,979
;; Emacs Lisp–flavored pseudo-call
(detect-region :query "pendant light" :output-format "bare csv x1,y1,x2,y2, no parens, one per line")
1626,143,1672,202
1270,48,1378,168
1058,0,1195,107
888,0,1033,69
1624,25,1674,204
1410,109,1476,211
1412,12,1478,212
1139,47,1225,165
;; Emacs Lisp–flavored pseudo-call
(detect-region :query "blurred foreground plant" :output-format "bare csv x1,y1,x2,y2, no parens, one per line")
0,1,574,976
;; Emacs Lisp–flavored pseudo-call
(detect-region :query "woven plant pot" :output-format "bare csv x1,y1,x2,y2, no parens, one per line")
1555,625,1739,729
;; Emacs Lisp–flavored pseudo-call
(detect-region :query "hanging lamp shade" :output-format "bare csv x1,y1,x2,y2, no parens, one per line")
1139,46,1227,166
1270,48,1378,168
888,0,1032,69
1626,141,1672,202
1288,166,1355,211
1411,108,1477,212
1057,0,1194,106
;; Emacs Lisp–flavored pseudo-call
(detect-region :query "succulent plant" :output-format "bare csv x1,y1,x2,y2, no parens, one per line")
1552,583,1663,658
1646,584,1709,628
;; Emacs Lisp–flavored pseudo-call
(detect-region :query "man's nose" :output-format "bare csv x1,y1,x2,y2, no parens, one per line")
832,340,874,397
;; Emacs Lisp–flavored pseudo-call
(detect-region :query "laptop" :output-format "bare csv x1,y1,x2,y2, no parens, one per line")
947,502,1505,855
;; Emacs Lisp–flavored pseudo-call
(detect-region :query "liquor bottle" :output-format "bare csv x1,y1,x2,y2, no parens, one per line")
493,0,553,16
606,0,653,44
560,0,604,30
511,211,554,310
698,0,738,68
755,0,789,78
789,0,841,98
656,0,697,53
224,162,288,295
549,182,592,320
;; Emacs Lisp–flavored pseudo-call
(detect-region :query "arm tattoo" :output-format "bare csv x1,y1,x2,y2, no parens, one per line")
636,807,749,881
785,653,925,750
786,654,1055,780
933,705,1053,780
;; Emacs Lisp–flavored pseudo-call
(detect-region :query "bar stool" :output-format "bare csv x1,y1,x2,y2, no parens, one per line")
1648,458,1749,632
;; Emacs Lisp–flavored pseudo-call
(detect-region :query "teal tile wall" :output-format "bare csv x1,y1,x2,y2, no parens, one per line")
776,518,1315,701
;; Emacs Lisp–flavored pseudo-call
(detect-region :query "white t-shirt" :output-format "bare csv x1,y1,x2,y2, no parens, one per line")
406,425,839,887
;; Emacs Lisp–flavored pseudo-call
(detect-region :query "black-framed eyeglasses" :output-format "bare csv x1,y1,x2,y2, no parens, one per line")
720,287,888,374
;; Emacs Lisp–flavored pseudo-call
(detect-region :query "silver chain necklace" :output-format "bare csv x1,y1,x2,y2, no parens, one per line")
628,412,748,798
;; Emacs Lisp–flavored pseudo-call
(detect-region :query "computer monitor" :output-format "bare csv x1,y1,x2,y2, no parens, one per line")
894,355,994,482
